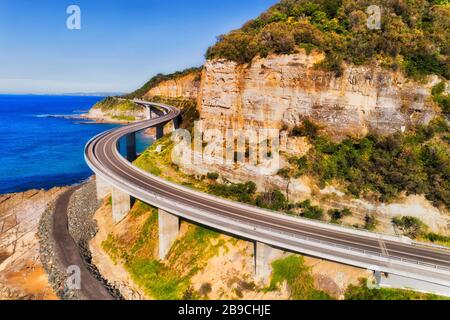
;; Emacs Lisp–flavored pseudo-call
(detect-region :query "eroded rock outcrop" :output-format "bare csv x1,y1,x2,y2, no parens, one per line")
0,188,66,300
144,71,200,100
198,52,438,139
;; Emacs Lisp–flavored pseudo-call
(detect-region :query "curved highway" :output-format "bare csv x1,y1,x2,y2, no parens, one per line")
85,99,450,290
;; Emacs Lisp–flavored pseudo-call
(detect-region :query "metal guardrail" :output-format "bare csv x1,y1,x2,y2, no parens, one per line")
412,241,450,253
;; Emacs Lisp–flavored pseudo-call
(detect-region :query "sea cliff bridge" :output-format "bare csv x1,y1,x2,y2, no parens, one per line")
85,99,450,296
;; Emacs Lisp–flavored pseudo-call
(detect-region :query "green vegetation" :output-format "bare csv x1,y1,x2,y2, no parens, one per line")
111,115,136,122
363,214,378,231
288,117,450,210
208,181,257,203
328,208,352,223
345,279,448,300
206,172,219,180
424,232,450,246
391,216,450,246
432,81,450,114
392,216,427,238
102,201,222,300
291,119,321,138
295,199,324,220
268,255,332,300
150,96,199,130
206,0,449,79
255,189,289,211
125,67,202,99
93,97,141,112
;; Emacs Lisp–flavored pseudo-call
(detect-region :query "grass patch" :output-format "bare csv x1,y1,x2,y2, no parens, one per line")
268,255,332,300
101,201,222,300
345,279,448,300
112,115,136,121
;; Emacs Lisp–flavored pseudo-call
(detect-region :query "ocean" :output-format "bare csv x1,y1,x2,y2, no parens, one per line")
0,95,153,194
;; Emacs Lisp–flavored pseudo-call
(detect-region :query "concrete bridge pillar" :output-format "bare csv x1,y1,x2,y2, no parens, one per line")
96,175,111,200
156,125,164,139
172,115,182,130
145,107,152,120
158,209,179,260
126,132,137,162
112,187,131,223
254,242,285,285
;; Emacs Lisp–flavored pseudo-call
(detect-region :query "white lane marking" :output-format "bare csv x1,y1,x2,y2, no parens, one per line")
379,239,389,257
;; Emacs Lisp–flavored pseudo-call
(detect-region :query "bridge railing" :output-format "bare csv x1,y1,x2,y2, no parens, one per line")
225,216,450,272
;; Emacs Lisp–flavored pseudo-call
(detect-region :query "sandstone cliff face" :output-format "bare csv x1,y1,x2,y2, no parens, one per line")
198,52,438,139
0,188,65,299
144,72,200,100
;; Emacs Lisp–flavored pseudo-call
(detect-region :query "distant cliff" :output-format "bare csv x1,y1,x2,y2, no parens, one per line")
126,67,201,100
143,70,200,100
85,97,146,123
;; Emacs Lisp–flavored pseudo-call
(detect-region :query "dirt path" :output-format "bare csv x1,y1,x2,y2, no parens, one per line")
52,188,114,300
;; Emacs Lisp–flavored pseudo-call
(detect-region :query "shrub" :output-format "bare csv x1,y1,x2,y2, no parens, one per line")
392,216,427,238
206,172,219,180
208,181,257,203
292,118,450,210
431,82,450,114
255,189,289,211
424,233,450,245
328,208,352,223
364,214,377,231
291,119,321,138
206,0,449,80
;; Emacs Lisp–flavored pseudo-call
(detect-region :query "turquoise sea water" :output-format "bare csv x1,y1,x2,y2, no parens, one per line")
0,95,153,194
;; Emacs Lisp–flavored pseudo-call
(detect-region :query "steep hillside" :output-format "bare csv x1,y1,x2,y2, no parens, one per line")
206,0,449,80
93,199,445,300
201,0,449,138
199,52,440,139
126,67,201,100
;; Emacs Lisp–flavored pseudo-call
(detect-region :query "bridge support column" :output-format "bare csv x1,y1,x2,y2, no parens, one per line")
254,242,285,285
158,209,179,260
172,115,182,130
145,107,152,120
112,187,131,223
96,175,111,200
156,125,164,139
126,132,137,162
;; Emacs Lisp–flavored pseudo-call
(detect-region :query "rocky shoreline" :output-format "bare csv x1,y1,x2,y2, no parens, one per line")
38,179,122,300
0,187,66,299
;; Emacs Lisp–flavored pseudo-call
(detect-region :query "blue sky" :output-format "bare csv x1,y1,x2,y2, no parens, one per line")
0,0,277,94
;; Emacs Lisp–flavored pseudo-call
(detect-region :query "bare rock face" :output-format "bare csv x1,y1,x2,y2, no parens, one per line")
0,188,66,299
144,72,200,100
199,52,438,139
